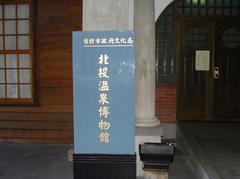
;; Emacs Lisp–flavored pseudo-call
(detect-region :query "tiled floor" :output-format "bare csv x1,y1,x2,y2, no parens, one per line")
0,143,196,179
0,144,73,179
178,122,240,179
169,147,198,179
3,121,238,179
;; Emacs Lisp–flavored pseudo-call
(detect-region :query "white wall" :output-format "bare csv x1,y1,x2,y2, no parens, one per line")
83,0,174,29
155,0,174,21
83,0,134,30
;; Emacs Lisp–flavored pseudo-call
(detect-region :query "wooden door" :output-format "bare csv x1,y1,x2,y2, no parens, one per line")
177,18,240,121
176,19,214,120
213,19,240,120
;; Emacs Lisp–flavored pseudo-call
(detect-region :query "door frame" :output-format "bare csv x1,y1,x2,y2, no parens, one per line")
175,17,215,121
213,17,240,120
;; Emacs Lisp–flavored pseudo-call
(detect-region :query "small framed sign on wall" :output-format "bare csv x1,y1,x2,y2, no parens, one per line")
195,50,210,71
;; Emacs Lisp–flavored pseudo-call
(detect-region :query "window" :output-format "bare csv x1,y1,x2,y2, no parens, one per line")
222,28,240,49
175,0,240,16
156,6,175,85
0,1,33,103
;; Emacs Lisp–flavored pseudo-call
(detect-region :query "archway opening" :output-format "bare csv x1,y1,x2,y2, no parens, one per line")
155,0,240,121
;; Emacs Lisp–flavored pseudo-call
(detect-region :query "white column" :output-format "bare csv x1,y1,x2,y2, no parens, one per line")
83,0,133,31
134,0,160,126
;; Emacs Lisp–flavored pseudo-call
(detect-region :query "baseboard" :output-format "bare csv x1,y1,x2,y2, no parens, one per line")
73,154,136,179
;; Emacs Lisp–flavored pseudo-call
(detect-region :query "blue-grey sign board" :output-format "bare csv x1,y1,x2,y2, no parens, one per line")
73,31,135,154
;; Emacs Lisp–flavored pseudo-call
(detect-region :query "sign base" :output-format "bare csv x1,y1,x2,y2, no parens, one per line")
73,154,136,179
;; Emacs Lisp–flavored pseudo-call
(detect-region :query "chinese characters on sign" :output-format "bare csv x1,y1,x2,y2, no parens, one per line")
98,54,111,143
73,31,135,154
84,37,134,46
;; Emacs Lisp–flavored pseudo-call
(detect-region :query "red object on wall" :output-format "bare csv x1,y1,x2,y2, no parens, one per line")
155,86,176,123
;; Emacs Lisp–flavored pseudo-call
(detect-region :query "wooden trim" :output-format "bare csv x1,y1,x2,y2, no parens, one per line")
175,18,182,121
31,0,38,105
0,0,32,4
0,105,73,113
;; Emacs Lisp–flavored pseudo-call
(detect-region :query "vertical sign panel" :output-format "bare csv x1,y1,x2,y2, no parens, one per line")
73,31,135,155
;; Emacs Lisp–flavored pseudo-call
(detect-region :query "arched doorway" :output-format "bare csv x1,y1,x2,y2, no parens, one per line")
156,0,240,121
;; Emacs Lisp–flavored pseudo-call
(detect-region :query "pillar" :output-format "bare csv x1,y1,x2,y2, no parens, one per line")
83,0,133,31
134,0,160,126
